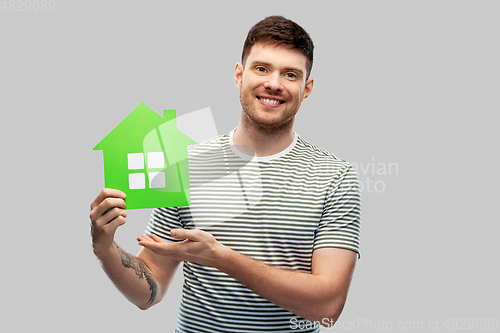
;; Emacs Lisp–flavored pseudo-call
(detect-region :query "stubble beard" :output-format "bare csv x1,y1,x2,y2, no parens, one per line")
239,91,299,135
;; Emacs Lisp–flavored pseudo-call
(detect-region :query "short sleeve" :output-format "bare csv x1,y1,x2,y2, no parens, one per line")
145,206,184,243
314,163,362,257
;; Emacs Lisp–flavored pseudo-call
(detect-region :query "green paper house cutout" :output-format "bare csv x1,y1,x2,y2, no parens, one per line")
94,103,197,210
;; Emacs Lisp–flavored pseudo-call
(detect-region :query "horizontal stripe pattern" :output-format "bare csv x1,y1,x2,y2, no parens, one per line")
146,133,361,332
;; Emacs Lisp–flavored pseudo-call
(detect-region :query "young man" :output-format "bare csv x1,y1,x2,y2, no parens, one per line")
90,16,361,332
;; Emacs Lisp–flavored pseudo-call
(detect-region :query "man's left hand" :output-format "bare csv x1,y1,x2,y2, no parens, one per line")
137,229,225,267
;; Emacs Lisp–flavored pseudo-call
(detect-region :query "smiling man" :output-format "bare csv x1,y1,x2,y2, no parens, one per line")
90,16,361,332
234,41,312,156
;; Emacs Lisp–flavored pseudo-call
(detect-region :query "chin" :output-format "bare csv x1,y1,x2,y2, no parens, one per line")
245,111,295,132
240,94,298,130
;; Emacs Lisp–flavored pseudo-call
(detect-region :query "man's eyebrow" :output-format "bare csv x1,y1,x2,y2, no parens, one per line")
249,61,304,76
249,60,271,68
284,67,304,76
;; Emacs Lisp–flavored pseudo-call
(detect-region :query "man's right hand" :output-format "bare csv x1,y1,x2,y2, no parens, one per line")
89,188,127,255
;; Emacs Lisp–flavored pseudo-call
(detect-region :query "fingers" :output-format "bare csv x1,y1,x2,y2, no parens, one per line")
90,211,127,254
137,234,154,244
91,207,127,236
137,234,165,248
138,230,220,266
137,234,168,256
136,234,152,247
90,188,126,211
89,189,127,253
149,233,166,243
90,189,127,226
90,198,126,223
98,207,127,227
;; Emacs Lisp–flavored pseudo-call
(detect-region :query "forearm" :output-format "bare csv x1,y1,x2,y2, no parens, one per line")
137,230,354,322
215,248,345,323
94,242,158,310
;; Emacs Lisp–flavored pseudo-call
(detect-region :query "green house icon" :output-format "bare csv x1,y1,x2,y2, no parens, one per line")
94,103,197,210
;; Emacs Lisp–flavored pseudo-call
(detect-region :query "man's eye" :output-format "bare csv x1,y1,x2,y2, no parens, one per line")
286,73,297,79
256,67,267,73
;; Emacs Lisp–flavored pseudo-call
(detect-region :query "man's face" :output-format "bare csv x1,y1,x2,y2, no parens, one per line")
234,43,313,132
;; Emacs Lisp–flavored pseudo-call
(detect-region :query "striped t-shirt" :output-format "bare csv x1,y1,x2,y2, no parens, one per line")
146,130,361,332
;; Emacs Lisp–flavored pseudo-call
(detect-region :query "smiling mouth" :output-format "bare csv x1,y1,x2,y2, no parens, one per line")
257,97,285,106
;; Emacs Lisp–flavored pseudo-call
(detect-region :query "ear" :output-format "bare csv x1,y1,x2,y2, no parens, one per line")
301,77,314,101
234,62,244,90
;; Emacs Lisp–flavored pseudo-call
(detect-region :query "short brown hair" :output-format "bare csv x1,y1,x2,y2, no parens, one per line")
241,16,314,79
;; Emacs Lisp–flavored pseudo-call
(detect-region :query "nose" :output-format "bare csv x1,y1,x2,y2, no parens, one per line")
263,73,283,92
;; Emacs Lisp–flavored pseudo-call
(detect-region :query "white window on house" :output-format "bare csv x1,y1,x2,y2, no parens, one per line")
149,171,166,188
127,152,166,190
147,152,165,168
129,173,146,189
128,153,145,170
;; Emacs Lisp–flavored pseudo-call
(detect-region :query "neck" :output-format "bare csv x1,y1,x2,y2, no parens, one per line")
233,112,295,157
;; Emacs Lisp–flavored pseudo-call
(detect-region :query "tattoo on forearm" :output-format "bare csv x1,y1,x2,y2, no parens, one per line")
116,245,157,305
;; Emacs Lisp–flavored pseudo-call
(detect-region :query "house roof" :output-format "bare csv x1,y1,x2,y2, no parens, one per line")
94,103,196,153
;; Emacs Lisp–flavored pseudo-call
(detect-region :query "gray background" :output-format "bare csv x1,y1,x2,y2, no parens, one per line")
1,0,498,332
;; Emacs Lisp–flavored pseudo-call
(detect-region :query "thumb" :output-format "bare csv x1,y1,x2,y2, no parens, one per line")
170,228,199,240
170,229,184,239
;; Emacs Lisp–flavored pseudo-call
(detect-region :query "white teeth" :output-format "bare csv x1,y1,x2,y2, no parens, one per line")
260,98,282,105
